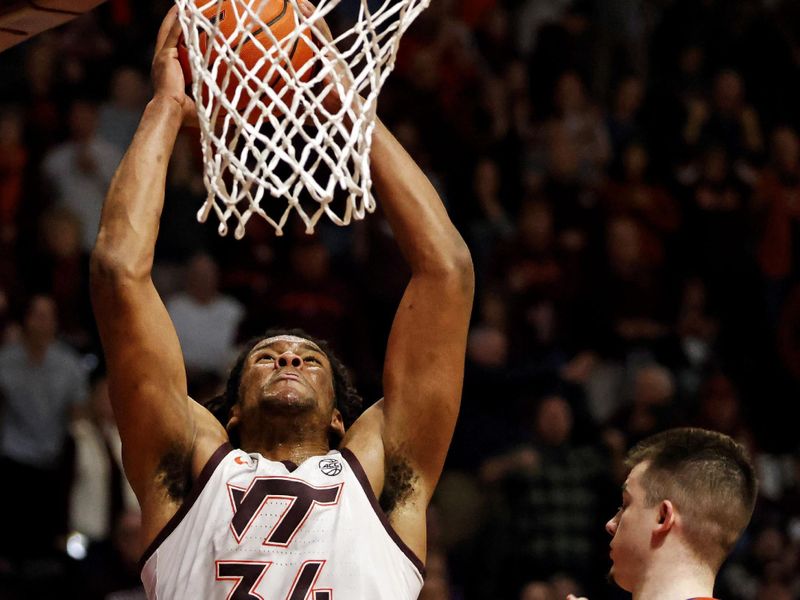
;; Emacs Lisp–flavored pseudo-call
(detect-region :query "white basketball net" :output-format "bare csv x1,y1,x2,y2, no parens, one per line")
174,0,429,238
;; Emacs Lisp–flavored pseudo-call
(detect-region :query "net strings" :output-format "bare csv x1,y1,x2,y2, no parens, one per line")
174,0,430,238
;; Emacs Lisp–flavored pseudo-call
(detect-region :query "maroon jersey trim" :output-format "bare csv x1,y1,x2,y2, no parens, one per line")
138,442,234,573
338,447,426,578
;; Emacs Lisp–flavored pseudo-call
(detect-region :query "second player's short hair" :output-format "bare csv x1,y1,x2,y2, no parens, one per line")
626,427,757,570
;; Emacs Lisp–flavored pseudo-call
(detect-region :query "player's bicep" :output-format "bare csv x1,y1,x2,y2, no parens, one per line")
382,268,473,497
91,275,193,494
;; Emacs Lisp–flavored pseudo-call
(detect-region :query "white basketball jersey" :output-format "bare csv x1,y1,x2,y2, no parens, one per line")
140,444,424,599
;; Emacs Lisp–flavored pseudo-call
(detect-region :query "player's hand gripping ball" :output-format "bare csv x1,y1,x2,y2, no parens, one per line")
177,0,318,121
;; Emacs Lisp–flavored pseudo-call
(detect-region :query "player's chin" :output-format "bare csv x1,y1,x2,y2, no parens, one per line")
607,566,631,592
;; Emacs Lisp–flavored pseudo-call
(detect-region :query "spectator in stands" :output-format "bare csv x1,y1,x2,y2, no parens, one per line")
41,99,122,251
550,70,611,186
166,252,244,381
605,75,645,162
480,394,610,597
758,126,800,289
717,525,796,600
26,206,93,349
514,0,571,56
600,141,680,267
540,123,602,255
70,371,137,544
0,294,88,558
0,106,27,244
494,199,582,362
683,69,764,166
606,363,678,451
263,237,357,361
657,277,719,400
22,37,61,153
692,372,755,450
469,157,514,281
96,66,148,153
677,144,754,308
156,130,210,266
519,580,551,600
589,217,671,356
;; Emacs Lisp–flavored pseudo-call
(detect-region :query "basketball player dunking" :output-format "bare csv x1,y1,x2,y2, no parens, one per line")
90,9,473,599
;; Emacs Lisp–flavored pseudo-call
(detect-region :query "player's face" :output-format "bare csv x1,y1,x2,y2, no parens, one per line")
605,462,658,592
239,335,336,417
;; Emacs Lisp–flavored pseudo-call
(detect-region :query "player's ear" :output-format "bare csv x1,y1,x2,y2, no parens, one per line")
330,407,345,441
655,499,675,533
226,403,242,439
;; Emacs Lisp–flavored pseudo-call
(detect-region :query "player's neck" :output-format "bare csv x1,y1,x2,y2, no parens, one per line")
633,550,715,600
256,441,331,465
240,414,331,464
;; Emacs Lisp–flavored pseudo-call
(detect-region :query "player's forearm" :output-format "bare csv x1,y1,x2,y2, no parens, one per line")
92,97,183,280
371,119,472,278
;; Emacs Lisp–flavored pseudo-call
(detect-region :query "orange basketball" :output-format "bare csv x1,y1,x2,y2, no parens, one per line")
177,0,317,120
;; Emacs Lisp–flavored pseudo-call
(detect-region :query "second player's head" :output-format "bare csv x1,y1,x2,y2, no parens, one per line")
606,427,757,592
203,328,362,449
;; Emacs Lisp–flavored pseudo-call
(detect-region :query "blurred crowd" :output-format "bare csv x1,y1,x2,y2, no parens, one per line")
1,0,800,598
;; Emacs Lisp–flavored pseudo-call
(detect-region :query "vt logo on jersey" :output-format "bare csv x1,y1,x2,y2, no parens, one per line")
227,477,343,545
220,476,343,599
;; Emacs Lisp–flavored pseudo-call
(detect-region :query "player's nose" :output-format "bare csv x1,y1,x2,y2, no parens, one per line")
276,351,302,368
606,514,618,536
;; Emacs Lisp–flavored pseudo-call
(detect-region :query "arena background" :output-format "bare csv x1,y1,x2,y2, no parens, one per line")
0,0,799,598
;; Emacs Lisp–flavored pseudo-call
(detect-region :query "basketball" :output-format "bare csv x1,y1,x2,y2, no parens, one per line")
177,0,317,118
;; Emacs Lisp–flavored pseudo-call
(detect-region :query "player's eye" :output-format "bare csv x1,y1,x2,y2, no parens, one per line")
304,356,321,364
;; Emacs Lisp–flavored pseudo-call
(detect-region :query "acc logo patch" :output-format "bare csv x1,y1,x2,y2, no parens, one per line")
319,458,343,476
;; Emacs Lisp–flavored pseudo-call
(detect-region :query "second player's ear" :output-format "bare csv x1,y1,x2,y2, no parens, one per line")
655,500,675,532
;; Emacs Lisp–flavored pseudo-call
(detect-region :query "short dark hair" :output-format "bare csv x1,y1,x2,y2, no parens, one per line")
626,427,758,570
200,328,363,447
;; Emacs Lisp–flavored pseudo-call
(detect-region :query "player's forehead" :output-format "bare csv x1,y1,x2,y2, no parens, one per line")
251,335,325,355
623,461,649,496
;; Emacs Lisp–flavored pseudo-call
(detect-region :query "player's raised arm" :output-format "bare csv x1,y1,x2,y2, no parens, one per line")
368,119,474,494
90,10,222,513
